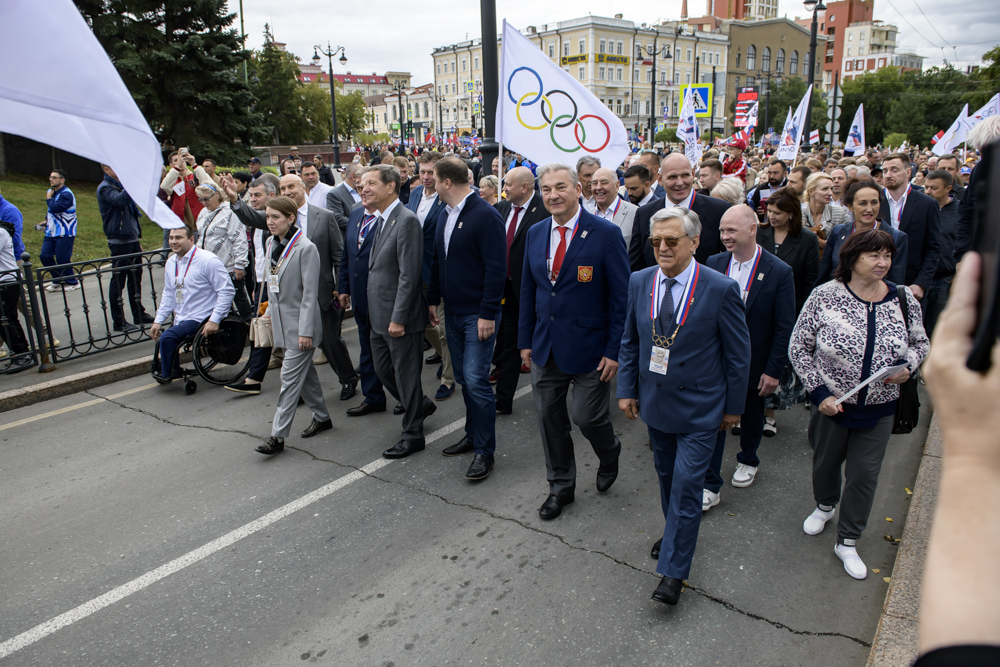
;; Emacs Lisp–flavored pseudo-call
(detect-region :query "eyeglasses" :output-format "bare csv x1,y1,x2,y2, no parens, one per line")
197,196,215,203
648,234,689,248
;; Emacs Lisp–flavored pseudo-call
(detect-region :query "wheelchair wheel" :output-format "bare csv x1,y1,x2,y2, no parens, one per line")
184,380,198,395
191,319,251,386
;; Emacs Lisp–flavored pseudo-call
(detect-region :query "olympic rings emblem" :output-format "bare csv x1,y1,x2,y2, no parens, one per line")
508,66,611,154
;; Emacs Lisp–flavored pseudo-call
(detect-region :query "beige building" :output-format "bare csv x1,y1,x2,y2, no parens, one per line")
431,14,730,142
364,84,436,144
841,21,923,81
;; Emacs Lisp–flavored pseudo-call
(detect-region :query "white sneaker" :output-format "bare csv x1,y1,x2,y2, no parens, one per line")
0,345,7,358
834,543,868,580
63,283,80,292
702,489,720,511
313,349,328,365
732,463,757,487
763,417,777,437
803,507,835,535
44,283,60,292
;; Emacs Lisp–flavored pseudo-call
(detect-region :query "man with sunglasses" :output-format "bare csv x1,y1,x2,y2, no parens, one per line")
618,206,750,607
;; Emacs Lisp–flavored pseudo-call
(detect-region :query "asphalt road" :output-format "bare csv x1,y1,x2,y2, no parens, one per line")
0,332,930,666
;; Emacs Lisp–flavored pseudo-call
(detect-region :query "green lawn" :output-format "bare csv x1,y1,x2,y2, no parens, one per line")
0,173,160,264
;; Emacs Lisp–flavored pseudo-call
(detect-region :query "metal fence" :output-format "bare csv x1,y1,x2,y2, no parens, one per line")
1,249,168,375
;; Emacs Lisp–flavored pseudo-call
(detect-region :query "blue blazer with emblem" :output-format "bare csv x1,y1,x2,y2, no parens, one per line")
707,249,795,383
406,184,447,286
517,208,630,375
338,206,378,316
617,262,751,434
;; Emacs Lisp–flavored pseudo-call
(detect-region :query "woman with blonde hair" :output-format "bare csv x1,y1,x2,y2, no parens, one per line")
710,177,745,206
194,182,252,320
802,172,850,251
479,175,499,205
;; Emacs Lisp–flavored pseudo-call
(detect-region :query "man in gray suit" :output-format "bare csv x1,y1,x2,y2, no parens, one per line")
364,165,436,458
326,162,362,240
592,167,637,246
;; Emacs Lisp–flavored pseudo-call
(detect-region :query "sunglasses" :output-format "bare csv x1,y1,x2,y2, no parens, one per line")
648,234,689,248
197,196,216,203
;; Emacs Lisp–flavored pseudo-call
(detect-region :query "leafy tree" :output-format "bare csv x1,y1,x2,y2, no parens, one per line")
655,128,679,143
964,46,1000,110
753,77,827,137
249,26,308,144
73,0,270,164
839,67,906,146
884,132,908,148
336,91,370,143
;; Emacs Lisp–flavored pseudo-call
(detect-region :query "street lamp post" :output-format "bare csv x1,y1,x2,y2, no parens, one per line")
636,30,672,144
393,79,408,150
312,43,347,168
754,69,783,140
804,0,827,146
479,0,500,176
436,94,445,144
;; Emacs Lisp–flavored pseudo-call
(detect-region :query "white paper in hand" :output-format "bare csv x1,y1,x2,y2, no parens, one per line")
834,363,909,406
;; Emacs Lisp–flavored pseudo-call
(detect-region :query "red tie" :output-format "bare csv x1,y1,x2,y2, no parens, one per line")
506,206,522,278
551,226,568,281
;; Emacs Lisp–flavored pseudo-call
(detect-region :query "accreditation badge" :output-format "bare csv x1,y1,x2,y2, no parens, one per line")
577,266,593,282
175,287,184,304
649,346,669,375
268,273,280,294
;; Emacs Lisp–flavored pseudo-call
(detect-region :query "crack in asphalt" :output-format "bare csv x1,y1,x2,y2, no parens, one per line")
88,394,871,648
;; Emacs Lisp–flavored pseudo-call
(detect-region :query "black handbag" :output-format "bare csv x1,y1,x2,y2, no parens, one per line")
892,288,921,434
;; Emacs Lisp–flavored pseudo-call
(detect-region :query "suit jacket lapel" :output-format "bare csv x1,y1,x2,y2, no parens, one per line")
370,204,401,265
745,251,768,311
512,196,542,246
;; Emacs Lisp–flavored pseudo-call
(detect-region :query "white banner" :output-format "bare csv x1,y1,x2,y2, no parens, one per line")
0,0,183,229
746,101,759,130
969,93,1000,129
932,104,969,156
678,88,700,167
497,20,629,172
776,85,812,164
844,103,866,155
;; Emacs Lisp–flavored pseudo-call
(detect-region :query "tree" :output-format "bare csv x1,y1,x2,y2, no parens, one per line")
884,132,908,148
74,0,270,164
336,91,370,143
964,46,1000,110
763,77,828,137
249,25,309,145
655,128,678,143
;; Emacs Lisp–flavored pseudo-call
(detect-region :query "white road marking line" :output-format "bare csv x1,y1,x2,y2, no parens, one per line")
0,384,535,658
0,384,158,432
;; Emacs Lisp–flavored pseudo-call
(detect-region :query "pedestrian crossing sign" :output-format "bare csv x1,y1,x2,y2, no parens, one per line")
680,84,714,119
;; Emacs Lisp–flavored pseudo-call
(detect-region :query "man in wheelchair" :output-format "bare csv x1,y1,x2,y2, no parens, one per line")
151,226,235,382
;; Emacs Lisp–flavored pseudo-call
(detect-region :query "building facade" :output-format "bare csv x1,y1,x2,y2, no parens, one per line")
795,0,875,91
706,0,779,21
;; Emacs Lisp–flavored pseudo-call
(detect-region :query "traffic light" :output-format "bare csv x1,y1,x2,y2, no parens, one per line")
471,116,477,130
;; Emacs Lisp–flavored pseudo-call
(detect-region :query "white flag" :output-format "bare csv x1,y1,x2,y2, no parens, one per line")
776,85,812,164
677,88,700,167
968,93,1000,129
932,104,969,156
746,101,759,130
0,0,183,229
497,21,628,173
844,104,866,155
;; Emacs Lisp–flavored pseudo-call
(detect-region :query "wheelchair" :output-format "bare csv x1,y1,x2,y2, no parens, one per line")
151,312,251,395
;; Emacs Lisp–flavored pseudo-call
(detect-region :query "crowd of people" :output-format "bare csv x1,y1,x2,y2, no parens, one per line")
1,119,997,634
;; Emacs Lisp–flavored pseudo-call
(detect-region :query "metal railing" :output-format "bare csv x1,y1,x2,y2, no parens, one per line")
1,256,55,375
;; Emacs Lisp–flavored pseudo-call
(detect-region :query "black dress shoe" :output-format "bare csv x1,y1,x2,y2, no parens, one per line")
596,462,619,493
382,439,425,459
340,379,358,401
114,322,140,333
442,437,473,456
422,396,437,418
256,437,284,455
465,453,494,480
650,538,662,560
347,401,386,416
300,418,333,438
651,577,683,605
135,313,156,325
538,491,574,520
424,352,442,365
225,380,261,395
423,338,432,351
393,402,405,415
496,404,512,415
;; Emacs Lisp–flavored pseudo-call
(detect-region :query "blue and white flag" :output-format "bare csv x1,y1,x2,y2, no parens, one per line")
776,85,812,164
678,88,700,166
843,104,866,155
932,104,969,156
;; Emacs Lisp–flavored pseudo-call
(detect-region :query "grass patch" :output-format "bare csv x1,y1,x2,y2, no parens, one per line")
0,173,161,263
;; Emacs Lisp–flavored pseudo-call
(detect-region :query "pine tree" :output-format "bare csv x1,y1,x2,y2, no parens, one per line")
74,0,270,164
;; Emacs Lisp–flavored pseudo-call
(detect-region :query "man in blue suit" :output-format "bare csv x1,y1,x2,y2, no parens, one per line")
407,151,455,401
703,206,795,509
618,207,751,606
338,168,387,416
518,163,630,520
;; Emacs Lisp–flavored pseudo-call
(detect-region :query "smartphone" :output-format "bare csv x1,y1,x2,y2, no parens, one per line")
34,223,46,231
967,139,1000,372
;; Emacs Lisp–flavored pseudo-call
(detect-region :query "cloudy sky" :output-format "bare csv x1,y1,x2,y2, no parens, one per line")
233,0,998,85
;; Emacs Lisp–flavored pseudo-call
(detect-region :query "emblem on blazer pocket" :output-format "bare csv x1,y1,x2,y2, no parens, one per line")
578,266,593,282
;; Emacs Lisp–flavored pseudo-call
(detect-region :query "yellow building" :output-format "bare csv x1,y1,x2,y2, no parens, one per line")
431,14,730,141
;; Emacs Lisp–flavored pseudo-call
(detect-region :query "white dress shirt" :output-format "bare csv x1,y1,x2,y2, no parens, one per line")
594,197,621,222
345,183,361,204
505,200,528,237
374,198,401,236
416,189,438,226
155,247,235,325
296,203,309,235
653,257,696,321
443,190,474,256
885,186,910,230
637,190,656,207
547,207,582,280
665,188,696,210
726,245,761,301
306,181,334,210
582,195,597,213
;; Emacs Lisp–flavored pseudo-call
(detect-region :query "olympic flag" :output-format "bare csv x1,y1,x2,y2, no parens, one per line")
843,104,866,155
969,93,999,129
497,21,629,171
677,87,700,166
0,0,182,229
932,104,969,156
775,85,812,164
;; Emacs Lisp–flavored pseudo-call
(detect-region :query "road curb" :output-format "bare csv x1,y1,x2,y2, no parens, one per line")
867,415,941,666
0,355,154,413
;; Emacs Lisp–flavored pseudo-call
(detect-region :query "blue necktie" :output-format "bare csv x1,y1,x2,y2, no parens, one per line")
358,214,375,249
657,278,676,334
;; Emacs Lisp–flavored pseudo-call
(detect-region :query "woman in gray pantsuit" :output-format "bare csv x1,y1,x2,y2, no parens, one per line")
789,230,928,580
255,196,332,455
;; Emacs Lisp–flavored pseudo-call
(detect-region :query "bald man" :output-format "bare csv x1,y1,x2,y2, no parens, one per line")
703,205,796,506
629,153,731,271
592,167,637,246
493,167,548,414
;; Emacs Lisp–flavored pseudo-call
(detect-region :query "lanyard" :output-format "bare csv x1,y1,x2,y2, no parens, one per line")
602,196,621,220
651,263,700,347
174,247,196,285
885,185,910,226
268,228,302,275
726,246,762,299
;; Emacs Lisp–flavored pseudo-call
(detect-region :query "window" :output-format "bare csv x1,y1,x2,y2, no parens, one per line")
632,99,639,114
461,58,467,71
633,68,639,81
803,51,810,74
443,62,448,73
548,43,554,57
735,75,740,88
474,57,479,69
661,70,668,84
579,66,585,80
436,63,441,74
736,51,742,68
464,107,468,120
790,50,799,75
563,41,569,56
848,32,853,41
860,31,865,40
762,46,771,71
685,72,691,84
617,40,624,55
676,46,681,60
847,47,851,56
646,69,652,83
424,102,429,117
437,85,441,96
616,98,622,114
645,97,651,114
617,67,623,81
600,39,606,54
747,44,756,70
392,106,397,120
414,104,419,119
383,112,387,124
859,45,865,55
599,65,606,80
686,48,692,61
776,48,785,72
